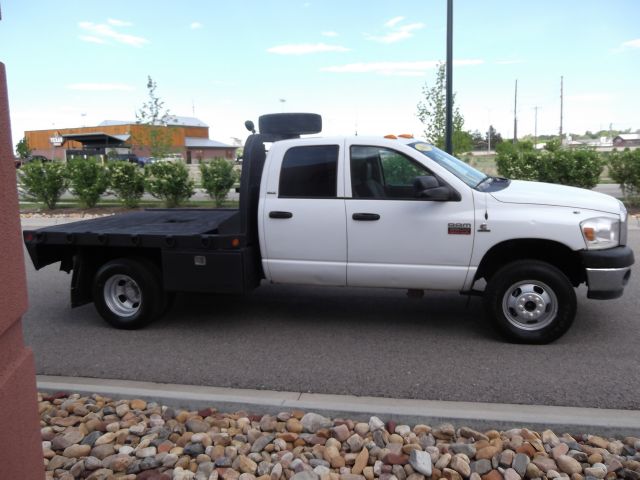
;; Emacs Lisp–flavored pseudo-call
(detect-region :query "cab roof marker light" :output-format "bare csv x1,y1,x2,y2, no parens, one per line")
398,134,414,139
384,134,397,139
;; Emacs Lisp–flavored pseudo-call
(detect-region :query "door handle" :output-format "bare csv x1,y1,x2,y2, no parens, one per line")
352,213,380,221
269,211,293,219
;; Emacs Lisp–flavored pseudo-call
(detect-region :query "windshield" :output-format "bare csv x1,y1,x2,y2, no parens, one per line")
409,142,487,188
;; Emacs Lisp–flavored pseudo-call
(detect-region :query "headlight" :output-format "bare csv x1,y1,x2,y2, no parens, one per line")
619,200,628,221
580,217,620,250
619,200,628,246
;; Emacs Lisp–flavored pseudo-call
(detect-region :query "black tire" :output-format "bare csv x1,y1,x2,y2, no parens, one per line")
92,258,165,329
258,113,322,136
483,260,577,344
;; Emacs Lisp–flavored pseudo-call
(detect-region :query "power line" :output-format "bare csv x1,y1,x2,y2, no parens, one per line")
559,76,564,143
534,106,539,147
513,79,518,144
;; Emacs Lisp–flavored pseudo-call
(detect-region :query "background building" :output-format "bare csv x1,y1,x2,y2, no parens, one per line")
25,115,237,163
613,133,640,148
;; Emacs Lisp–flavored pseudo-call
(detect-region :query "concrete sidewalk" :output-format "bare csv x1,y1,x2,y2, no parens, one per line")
38,375,640,437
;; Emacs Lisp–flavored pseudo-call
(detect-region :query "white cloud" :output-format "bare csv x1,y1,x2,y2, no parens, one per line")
267,43,350,55
621,38,640,49
78,35,107,45
78,21,149,47
322,59,483,76
190,22,203,30
385,16,405,28
366,17,424,44
67,83,134,91
107,18,132,27
322,31,339,37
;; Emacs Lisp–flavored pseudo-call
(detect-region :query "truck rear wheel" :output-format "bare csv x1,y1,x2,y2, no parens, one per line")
484,260,576,344
92,258,165,329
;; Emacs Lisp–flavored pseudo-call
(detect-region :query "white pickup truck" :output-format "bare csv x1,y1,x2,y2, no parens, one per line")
24,113,634,343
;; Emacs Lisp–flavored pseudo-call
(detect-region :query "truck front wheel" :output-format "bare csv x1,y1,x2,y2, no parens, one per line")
92,258,165,329
484,260,576,344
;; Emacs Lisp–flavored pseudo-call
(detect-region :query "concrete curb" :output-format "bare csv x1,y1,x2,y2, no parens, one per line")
37,376,640,437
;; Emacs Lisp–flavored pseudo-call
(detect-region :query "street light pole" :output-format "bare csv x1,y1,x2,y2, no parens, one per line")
445,0,453,154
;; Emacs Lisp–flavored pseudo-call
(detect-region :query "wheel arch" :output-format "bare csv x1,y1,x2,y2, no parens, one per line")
71,247,162,307
474,239,584,287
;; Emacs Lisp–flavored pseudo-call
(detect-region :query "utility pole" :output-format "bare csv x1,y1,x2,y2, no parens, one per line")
559,76,564,144
445,0,453,154
534,106,538,147
513,79,518,144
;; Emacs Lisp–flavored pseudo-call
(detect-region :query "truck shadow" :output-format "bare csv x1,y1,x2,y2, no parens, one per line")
159,283,494,341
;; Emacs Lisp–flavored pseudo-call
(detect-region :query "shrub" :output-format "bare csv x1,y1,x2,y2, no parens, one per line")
496,141,604,189
539,148,604,189
200,159,238,207
609,148,640,198
144,161,194,207
108,161,145,208
67,156,109,208
495,141,541,181
18,161,68,209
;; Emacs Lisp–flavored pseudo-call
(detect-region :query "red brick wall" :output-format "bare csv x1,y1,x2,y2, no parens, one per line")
0,62,44,479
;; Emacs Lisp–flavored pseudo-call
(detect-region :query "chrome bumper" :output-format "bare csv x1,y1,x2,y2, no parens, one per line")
585,267,632,300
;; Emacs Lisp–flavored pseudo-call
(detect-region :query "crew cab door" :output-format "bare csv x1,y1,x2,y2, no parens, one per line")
259,140,347,285
345,141,475,290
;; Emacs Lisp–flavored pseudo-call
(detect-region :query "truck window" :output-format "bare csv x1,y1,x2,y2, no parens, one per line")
279,145,339,198
350,146,431,199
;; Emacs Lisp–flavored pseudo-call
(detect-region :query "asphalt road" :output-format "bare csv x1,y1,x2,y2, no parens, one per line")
22,227,640,410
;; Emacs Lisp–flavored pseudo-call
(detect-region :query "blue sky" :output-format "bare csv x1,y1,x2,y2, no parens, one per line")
0,0,638,148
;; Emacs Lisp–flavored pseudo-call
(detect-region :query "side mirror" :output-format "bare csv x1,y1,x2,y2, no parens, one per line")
420,186,453,201
413,175,439,190
413,175,453,201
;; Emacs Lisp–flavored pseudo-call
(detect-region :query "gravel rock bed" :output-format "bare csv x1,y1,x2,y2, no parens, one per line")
39,392,640,480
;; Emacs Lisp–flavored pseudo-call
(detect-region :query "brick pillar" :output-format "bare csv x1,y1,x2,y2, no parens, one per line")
0,62,44,479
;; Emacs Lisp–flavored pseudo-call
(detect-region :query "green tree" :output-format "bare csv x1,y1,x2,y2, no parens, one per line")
487,125,503,148
108,161,145,208
495,141,541,181
609,148,640,198
145,161,194,207
134,76,174,159
417,63,472,156
18,161,68,209
539,148,603,189
471,130,486,150
496,141,604,189
67,156,109,208
16,136,31,159
200,159,238,207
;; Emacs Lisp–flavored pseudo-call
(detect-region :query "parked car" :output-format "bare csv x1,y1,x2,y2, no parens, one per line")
15,155,50,168
116,153,139,164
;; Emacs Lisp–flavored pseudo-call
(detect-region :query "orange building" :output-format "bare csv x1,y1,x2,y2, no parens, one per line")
25,115,237,163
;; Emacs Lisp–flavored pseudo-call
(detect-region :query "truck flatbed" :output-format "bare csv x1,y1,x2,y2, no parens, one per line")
24,208,243,270
29,208,240,236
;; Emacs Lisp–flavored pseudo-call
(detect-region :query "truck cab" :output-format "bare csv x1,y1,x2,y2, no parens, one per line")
259,137,475,291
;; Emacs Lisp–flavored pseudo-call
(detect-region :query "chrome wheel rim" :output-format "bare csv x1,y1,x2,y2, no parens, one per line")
502,280,558,331
104,274,141,317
